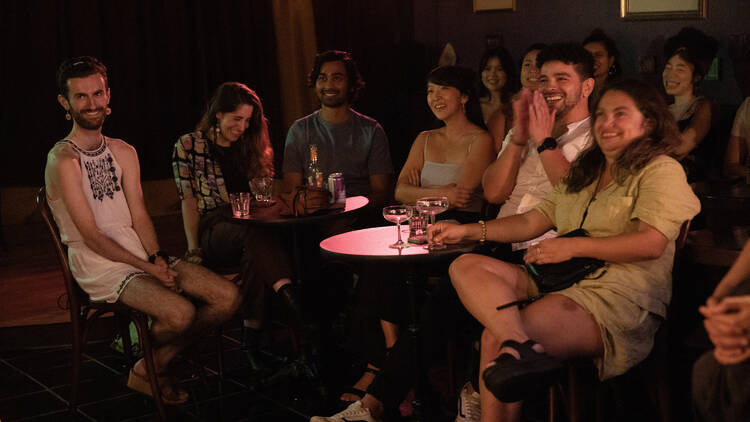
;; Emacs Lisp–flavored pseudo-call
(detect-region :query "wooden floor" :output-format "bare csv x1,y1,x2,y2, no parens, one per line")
0,214,187,328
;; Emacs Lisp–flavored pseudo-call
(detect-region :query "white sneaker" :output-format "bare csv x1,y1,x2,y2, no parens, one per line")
455,381,481,422
310,401,382,422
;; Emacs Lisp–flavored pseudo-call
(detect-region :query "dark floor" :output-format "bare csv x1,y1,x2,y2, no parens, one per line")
0,323,322,422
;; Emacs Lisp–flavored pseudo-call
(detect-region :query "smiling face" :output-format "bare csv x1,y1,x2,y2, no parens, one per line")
427,82,467,121
663,54,696,97
594,90,650,160
58,73,110,130
481,56,507,95
539,60,591,122
215,103,254,146
584,41,614,80
520,49,541,90
315,60,350,108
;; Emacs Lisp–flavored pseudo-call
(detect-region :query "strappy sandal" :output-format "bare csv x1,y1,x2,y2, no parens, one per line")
339,366,381,407
127,368,189,405
481,339,562,403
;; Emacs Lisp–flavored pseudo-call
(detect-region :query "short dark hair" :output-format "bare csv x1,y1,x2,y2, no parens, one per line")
536,43,594,81
583,28,621,77
308,50,365,103
56,56,108,99
426,66,476,98
477,47,518,104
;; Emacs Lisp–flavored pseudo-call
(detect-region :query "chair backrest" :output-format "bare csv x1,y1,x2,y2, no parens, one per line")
36,187,89,316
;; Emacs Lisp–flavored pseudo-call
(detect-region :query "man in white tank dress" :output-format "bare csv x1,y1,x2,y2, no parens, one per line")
45,57,239,404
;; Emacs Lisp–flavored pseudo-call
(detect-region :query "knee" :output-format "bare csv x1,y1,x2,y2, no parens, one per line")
219,282,241,316
162,301,196,333
448,253,480,288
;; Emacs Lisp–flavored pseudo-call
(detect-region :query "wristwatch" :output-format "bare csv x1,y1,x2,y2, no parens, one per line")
537,137,558,154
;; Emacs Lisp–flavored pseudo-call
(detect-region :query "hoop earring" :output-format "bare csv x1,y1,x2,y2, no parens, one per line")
65,112,71,121
105,106,112,115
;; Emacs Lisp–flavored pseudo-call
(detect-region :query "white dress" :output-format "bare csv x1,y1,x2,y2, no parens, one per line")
47,138,149,302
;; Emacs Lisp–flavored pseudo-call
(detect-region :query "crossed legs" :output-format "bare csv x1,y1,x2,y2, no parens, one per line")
449,253,603,422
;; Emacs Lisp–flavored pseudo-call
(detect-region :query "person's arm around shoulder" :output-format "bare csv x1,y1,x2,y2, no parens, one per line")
675,97,713,158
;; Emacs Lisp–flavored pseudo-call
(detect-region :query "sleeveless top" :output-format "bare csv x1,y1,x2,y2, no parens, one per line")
420,131,483,213
47,138,149,302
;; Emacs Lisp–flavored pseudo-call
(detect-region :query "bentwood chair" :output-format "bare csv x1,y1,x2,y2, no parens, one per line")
36,187,168,420
548,220,691,422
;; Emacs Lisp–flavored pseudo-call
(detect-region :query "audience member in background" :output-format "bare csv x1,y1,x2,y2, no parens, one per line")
663,27,719,181
583,28,622,106
482,43,594,262
693,239,750,422
435,79,700,422
477,47,518,153
723,97,750,179
47,57,239,404
282,50,394,209
519,44,546,93
172,82,320,374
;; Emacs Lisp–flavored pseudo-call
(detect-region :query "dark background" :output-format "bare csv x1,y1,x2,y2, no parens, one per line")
2,0,749,187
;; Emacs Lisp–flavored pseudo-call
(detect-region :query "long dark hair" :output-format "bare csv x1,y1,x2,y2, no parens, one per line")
197,82,273,178
564,79,681,193
583,28,621,79
477,47,518,105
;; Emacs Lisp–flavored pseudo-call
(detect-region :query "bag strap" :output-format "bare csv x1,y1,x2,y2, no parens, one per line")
577,170,603,229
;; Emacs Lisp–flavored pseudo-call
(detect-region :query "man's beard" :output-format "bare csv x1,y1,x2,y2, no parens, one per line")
71,107,106,130
552,86,582,121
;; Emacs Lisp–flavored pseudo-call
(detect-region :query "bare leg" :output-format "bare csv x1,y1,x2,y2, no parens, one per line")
380,319,398,348
450,254,603,422
119,261,239,372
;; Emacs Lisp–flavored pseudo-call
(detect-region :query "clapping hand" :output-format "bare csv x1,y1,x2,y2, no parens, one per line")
527,90,556,146
511,88,533,146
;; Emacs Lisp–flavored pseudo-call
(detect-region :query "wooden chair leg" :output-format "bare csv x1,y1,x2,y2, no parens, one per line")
568,364,581,422
548,385,557,422
216,327,224,378
69,321,83,414
132,315,167,421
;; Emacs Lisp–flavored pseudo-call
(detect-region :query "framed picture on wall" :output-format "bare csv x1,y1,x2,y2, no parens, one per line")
473,0,516,13
620,0,708,20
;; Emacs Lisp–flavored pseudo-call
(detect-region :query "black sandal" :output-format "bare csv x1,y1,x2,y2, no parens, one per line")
339,366,380,407
481,339,562,403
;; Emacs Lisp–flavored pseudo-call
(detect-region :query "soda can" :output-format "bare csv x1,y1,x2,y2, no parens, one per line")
327,172,346,203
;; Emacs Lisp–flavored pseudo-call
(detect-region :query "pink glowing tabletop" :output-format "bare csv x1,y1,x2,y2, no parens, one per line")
320,226,476,262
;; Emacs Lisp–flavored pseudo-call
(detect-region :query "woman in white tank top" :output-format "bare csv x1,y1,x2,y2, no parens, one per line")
395,65,494,222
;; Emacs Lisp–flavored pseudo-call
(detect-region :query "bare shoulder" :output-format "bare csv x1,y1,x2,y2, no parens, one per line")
106,137,137,155
46,141,79,173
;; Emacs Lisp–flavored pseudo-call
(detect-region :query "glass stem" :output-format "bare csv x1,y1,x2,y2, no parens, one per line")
396,220,403,243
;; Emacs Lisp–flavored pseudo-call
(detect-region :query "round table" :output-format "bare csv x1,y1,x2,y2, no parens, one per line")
320,226,476,420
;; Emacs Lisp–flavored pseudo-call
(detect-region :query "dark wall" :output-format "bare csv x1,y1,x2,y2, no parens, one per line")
0,0,281,187
413,0,750,106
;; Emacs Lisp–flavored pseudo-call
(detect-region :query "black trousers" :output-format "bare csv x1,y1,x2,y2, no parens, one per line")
199,209,293,323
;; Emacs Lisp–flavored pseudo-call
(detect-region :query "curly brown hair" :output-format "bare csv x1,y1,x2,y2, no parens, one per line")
564,79,681,193
197,82,274,179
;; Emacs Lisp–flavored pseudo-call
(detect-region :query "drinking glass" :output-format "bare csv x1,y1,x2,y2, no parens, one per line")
415,196,449,250
250,177,274,202
231,193,251,217
382,205,413,249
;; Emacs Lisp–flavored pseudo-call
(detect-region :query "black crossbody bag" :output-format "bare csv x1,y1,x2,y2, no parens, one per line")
497,179,607,310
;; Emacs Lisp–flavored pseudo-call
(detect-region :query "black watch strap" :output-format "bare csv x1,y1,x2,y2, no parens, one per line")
537,137,558,154
148,250,169,263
